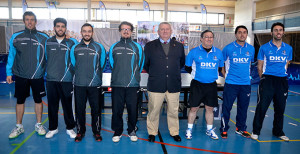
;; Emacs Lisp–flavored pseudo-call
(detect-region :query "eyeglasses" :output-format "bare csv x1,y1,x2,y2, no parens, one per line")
203,36,214,39
121,28,132,32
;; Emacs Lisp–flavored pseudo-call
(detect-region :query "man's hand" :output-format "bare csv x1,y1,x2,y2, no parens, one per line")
6,76,13,84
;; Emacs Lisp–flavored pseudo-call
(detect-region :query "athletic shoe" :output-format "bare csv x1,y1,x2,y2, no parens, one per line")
221,132,228,139
128,131,138,142
278,136,289,141
66,129,76,138
112,135,122,142
75,133,85,142
206,128,219,140
94,134,102,142
185,128,192,139
35,123,46,135
235,128,251,138
251,133,258,140
9,126,24,139
45,129,58,138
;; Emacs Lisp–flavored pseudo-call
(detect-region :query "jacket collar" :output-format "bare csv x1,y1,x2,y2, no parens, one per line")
120,37,132,43
79,38,94,45
24,27,37,34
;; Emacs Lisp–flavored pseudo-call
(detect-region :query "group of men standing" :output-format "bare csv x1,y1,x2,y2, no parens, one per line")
6,11,292,143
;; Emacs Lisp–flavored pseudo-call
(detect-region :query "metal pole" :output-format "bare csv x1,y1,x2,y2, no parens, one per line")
87,0,91,21
164,0,168,21
8,0,12,20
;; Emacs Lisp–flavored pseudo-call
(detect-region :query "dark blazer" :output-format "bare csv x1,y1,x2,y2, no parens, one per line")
144,38,185,93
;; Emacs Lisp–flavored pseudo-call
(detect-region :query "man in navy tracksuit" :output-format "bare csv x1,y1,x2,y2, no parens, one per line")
219,25,255,139
251,22,292,141
70,23,106,142
44,18,77,139
109,21,144,142
6,11,49,139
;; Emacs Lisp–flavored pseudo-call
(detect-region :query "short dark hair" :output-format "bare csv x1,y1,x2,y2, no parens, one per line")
235,25,248,34
119,21,134,32
271,22,285,32
81,23,93,32
23,11,37,22
54,18,67,27
201,30,214,38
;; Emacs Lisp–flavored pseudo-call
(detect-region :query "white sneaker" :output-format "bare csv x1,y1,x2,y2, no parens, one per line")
278,136,289,141
251,133,258,140
112,135,122,142
9,126,24,139
206,128,219,140
128,131,138,142
35,123,46,135
185,128,192,139
66,129,76,138
45,129,58,138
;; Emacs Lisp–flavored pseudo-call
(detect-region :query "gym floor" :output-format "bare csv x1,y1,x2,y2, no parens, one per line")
0,83,299,154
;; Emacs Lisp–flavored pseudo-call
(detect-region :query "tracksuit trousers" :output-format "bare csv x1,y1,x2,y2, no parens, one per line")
111,87,139,136
252,75,288,136
220,83,251,132
74,86,102,135
46,81,75,131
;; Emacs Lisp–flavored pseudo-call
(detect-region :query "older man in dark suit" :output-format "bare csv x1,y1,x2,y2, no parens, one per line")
144,22,185,142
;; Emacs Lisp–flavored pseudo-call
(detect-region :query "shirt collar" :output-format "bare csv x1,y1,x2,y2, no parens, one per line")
269,40,285,47
199,44,215,53
159,38,171,44
233,41,248,48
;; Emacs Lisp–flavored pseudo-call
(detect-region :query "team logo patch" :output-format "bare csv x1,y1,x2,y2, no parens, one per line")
245,51,250,56
198,56,203,60
233,52,237,56
269,50,273,54
213,56,218,61
282,50,286,55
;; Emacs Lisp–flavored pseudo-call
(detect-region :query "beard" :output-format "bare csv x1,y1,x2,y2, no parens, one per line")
83,36,92,42
55,30,65,37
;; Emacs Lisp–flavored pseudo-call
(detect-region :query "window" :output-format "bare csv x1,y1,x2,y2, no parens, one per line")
0,7,9,19
137,10,153,21
27,8,50,19
153,11,164,22
67,9,85,20
218,13,225,24
169,11,186,22
120,10,137,24
187,12,202,24
207,13,218,24
106,9,120,21
50,9,68,19
12,8,23,19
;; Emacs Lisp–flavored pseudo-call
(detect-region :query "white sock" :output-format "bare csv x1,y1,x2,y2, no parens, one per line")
207,125,213,130
16,124,23,128
188,124,193,129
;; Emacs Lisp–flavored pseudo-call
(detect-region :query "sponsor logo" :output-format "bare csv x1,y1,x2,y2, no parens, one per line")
198,56,203,60
270,56,286,61
284,93,287,96
21,43,27,45
213,56,218,61
233,58,249,63
247,93,251,97
269,50,273,54
40,91,45,95
201,62,216,67
51,48,56,51
116,53,122,54
78,53,84,55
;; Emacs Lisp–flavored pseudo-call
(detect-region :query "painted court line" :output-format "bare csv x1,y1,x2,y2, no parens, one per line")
288,90,300,95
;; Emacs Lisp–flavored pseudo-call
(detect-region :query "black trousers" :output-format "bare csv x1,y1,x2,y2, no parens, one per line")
111,87,139,136
74,86,102,135
252,75,288,136
46,81,75,131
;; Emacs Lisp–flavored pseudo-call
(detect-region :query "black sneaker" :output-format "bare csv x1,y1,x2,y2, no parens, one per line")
94,134,102,142
75,133,85,142
221,132,228,139
235,128,250,138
